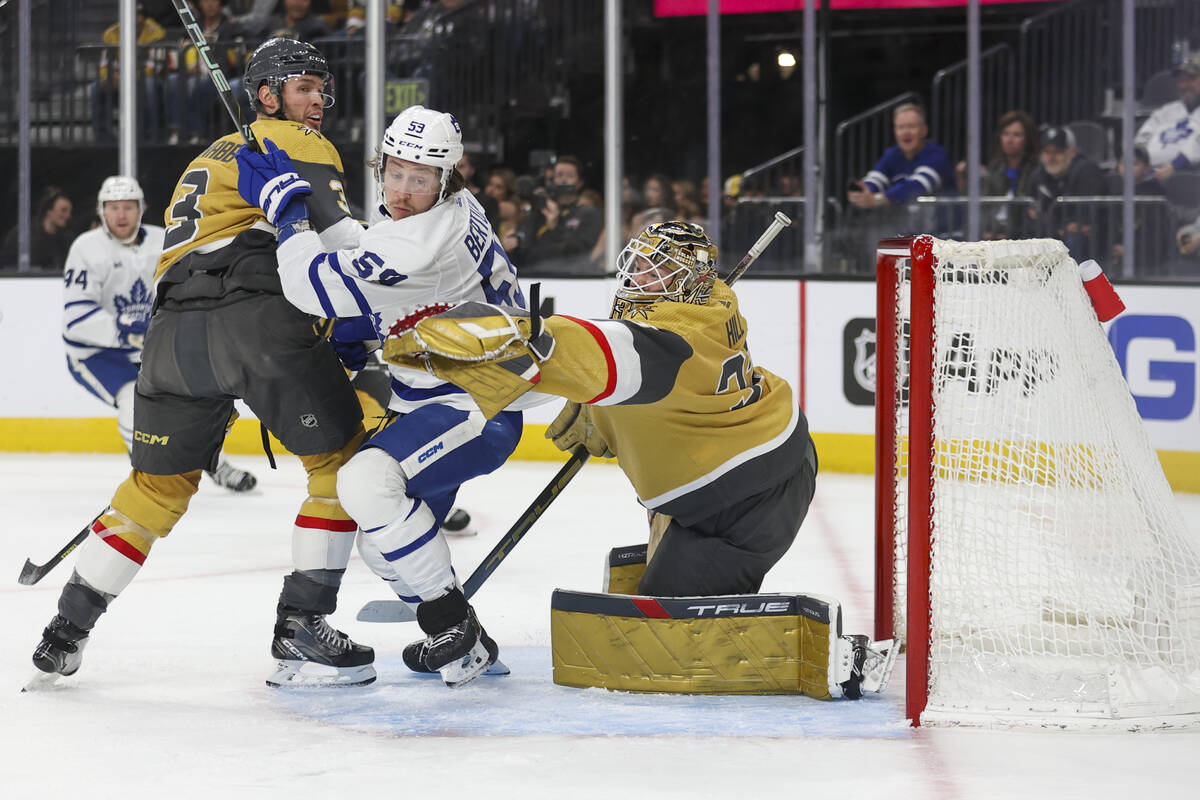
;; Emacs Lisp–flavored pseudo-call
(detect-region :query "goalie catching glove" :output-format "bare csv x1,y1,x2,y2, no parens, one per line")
382,301,555,418
545,401,612,458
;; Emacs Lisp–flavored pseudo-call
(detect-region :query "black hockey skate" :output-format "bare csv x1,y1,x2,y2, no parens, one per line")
422,607,500,688
403,627,509,677
206,460,258,493
266,613,376,688
27,615,90,690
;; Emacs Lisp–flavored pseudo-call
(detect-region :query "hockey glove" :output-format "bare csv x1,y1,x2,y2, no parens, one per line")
382,301,555,419
236,137,312,226
117,309,150,350
545,401,613,458
329,315,380,372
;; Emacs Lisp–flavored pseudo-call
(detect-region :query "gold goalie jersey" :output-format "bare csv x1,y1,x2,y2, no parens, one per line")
156,119,353,286
538,279,810,525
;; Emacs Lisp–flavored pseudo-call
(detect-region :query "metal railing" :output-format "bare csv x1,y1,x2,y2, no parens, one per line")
739,145,804,197
824,194,1191,279
1018,0,1114,126
930,44,1015,168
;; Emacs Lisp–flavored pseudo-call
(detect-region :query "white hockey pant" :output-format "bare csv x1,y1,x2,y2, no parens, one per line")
339,447,455,602
115,380,136,452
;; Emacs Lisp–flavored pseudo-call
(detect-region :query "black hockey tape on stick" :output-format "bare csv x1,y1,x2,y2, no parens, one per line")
170,0,260,152
357,447,589,623
724,211,792,286
17,515,98,586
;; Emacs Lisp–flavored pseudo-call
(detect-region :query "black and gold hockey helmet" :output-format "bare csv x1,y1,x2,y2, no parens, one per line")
613,220,719,313
244,37,334,115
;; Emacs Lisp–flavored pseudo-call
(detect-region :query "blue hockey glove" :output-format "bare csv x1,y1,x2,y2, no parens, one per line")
330,315,380,372
117,309,149,349
236,137,312,226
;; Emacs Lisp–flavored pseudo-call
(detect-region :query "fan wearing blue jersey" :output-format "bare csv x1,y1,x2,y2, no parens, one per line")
237,105,542,688
847,102,956,210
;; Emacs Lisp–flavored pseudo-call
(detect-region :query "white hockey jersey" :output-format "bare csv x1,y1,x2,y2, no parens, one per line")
1135,101,1200,170
277,189,543,413
62,225,165,361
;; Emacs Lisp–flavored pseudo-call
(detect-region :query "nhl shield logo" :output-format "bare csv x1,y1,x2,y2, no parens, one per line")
300,414,318,428
853,329,876,392
842,318,876,406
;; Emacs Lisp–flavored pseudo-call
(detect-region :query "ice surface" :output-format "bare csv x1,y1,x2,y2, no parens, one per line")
2,454,1198,798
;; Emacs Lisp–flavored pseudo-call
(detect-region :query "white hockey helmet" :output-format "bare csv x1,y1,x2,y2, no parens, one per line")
377,105,464,200
97,175,145,242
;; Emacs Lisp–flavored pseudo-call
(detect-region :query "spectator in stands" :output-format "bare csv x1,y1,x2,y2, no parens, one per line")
629,173,677,234
673,179,705,224
389,0,482,80
1135,43,1200,185
484,167,517,205
1110,145,1167,197
1169,213,1200,273
1108,145,1174,273
517,155,604,275
847,102,957,213
457,151,500,231
1,187,75,272
497,197,524,255
1026,125,1108,261
956,110,1040,239
267,0,331,42
165,0,243,145
226,0,276,36
92,3,170,144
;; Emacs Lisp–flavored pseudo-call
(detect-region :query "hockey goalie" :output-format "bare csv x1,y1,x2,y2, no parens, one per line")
383,220,896,699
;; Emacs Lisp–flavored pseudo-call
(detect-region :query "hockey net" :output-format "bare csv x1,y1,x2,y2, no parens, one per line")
875,235,1200,728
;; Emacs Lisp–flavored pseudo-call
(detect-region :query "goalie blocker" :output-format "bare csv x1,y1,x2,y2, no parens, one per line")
551,586,896,699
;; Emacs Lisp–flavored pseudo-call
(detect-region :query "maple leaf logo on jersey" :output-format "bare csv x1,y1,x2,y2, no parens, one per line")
113,278,154,327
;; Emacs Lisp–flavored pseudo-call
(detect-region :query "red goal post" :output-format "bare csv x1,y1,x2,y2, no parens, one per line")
874,235,1200,729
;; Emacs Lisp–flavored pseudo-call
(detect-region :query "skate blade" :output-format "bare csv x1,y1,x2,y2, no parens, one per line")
266,660,377,688
439,640,498,688
23,669,64,692
410,659,510,679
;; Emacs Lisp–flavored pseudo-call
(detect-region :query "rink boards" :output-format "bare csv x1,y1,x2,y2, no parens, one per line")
1,275,1197,492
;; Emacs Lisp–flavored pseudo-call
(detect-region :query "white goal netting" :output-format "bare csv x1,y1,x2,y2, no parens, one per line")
885,237,1200,726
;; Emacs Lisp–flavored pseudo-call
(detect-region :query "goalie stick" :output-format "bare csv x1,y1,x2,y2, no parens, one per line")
356,213,794,623
169,0,260,152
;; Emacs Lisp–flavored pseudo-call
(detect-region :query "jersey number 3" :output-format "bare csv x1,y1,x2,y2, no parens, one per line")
163,168,210,251
718,352,762,411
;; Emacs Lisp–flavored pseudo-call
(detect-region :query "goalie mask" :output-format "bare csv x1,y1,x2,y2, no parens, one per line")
613,221,718,316
244,37,334,116
376,105,465,205
97,175,144,244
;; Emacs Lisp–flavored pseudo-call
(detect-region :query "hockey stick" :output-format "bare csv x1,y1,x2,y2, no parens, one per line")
723,211,792,286
17,515,98,586
169,0,260,152
357,446,590,622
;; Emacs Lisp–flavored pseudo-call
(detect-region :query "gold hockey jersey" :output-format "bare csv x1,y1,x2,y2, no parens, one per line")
156,119,353,287
537,280,811,524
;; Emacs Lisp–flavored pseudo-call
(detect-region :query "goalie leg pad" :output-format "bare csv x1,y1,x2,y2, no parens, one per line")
550,589,850,698
603,544,648,594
